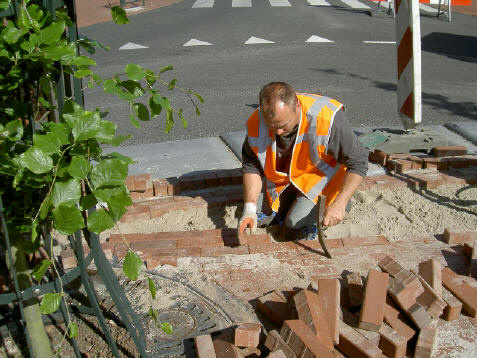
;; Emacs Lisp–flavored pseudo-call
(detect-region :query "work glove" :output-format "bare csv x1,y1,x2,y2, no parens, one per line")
239,202,258,235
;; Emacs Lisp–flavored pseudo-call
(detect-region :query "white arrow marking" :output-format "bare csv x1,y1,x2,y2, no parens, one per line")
245,36,275,45
183,38,213,46
306,35,334,43
119,42,149,50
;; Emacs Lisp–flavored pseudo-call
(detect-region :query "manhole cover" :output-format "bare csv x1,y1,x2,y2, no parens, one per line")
145,308,197,341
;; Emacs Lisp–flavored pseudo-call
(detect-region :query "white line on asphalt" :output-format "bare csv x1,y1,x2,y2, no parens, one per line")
306,35,334,43
125,7,143,12
119,42,149,50
339,0,370,9
192,0,214,8
419,3,439,13
232,0,252,7
363,41,396,44
307,0,331,6
183,39,213,46
244,36,275,44
269,0,291,7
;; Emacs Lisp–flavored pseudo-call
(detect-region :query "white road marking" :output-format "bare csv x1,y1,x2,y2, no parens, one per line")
307,0,331,6
339,0,370,9
192,0,214,8
363,41,396,44
244,36,275,44
232,0,252,7
306,35,334,43
183,38,213,46
125,7,143,12
119,42,149,50
269,0,291,7
419,3,439,13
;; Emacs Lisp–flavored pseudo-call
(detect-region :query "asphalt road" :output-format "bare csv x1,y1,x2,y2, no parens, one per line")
80,0,477,145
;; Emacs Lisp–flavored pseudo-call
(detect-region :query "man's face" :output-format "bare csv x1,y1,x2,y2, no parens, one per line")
262,100,300,136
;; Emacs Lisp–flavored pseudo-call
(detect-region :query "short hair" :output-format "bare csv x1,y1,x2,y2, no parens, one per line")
259,82,297,116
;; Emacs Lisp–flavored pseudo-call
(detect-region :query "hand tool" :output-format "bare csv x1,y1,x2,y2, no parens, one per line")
317,195,332,259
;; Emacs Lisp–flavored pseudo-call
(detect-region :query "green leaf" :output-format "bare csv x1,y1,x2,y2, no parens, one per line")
178,109,187,129
103,79,121,95
33,132,62,155
5,120,23,140
110,134,131,147
126,64,146,81
70,56,96,67
96,120,116,143
160,322,173,335
39,22,65,45
90,159,128,189
87,208,115,234
189,90,204,103
64,109,101,142
42,41,77,62
148,308,158,326
149,96,162,118
168,78,177,90
40,293,61,314
146,70,156,86
43,122,71,146
148,278,157,299
122,80,144,98
94,185,131,221
3,20,27,44
80,194,97,211
195,107,201,116
130,116,140,129
68,322,78,339
0,0,11,11
51,179,81,208
52,204,85,235
123,250,143,281
20,148,53,174
39,197,51,220
164,108,174,134
133,103,149,121
104,152,135,165
111,6,130,25
74,69,92,78
32,259,52,282
67,156,91,180
159,65,173,73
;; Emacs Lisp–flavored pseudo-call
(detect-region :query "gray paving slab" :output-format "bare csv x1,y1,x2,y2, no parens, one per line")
106,137,241,179
445,122,477,147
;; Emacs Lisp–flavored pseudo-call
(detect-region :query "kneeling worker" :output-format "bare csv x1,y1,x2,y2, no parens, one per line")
238,82,368,239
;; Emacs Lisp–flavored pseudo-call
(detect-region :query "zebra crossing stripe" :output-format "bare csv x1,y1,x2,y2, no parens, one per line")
119,42,149,50
232,0,252,6
192,0,214,8
307,0,331,6
306,35,333,43
245,36,275,44
268,0,292,6
338,0,370,9
183,38,213,46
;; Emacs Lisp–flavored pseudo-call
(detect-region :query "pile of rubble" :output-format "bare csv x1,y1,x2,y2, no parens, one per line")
193,255,477,357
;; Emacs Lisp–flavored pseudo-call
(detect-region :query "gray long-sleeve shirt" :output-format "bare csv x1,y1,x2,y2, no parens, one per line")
242,108,368,178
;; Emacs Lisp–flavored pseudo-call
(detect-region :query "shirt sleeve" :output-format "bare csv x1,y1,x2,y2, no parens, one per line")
242,136,265,176
327,109,369,177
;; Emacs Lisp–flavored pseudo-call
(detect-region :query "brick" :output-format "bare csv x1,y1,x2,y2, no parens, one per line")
257,291,289,326
267,350,287,358
201,245,249,257
415,173,447,189
443,228,477,244
264,330,297,358
336,320,383,358
216,169,233,186
203,171,219,188
164,177,180,195
235,323,261,348
441,267,477,317
463,242,474,258
422,157,440,170
346,272,363,309
378,323,407,358
213,338,245,357
369,149,388,166
153,179,169,197
316,278,340,345
179,174,206,191
129,191,144,200
441,287,462,321
238,234,271,246
195,334,216,358
280,320,334,358
341,236,388,247
412,270,446,319
409,155,424,169
440,172,467,186
229,168,243,185
418,259,442,297
383,299,416,342
388,277,424,312
177,235,224,249
432,146,467,157
448,156,472,169
293,290,333,350
407,303,433,330
359,270,389,331
414,320,438,358
341,308,380,345
120,206,150,223
239,346,261,358
109,233,156,243
470,240,477,279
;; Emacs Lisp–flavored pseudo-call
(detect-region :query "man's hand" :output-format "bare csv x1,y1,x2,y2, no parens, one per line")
322,200,347,226
239,202,258,235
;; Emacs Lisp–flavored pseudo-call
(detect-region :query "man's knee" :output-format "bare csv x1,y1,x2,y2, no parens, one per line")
284,210,315,229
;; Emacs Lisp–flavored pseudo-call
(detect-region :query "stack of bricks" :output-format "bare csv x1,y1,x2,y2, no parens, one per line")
368,146,477,174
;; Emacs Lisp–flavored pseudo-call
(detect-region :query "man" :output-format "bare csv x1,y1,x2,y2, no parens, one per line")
238,82,368,239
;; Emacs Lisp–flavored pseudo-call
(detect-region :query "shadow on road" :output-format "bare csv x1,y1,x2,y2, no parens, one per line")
422,32,477,64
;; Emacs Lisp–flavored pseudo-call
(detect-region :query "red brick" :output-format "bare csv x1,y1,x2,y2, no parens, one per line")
414,320,438,358
248,242,297,254
432,146,467,157
195,334,216,358
129,192,144,200
235,323,261,348
412,270,446,319
125,175,135,191
409,155,424,169
341,236,389,247
369,149,388,166
266,350,287,358
337,320,383,358
440,172,467,185
394,159,413,173
145,255,177,269
280,320,334,357
238,234,271,246
213,339,244,358
441,287,462,321
177,235,224,249
153,179,169,197
293,290,333,350
179,174,206,191
378,323,407,358
341,308,380,345
164,177,180,195
109,233,155,243
422,157,440,170
216,169,233,186
316,278,340,345
229,168,243,185
388,276,424,312
257,291,289,325
130,240,177,251
295,238,343,251
149,202,179,218
376,178,400,191
462,242,474,258
203,171,219,188
441,267,477,317
201,246,249,257
418,259,442,297
264,330,296,358
407,303,433,330
414,173,447,189
120,206,150,223
359,270,389,331
383,299,416,341
346,272,363,308
448,156,472,169
443,228,477,244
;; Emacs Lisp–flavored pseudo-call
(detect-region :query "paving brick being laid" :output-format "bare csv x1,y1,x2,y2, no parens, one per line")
441,267,477,318
194,334,217,358
280,320,335,358
358,269,389,331
345,271,364,309
383,298,416,342
443,228,477,244
418,258,443,297
377,323,407,358
235,323,261,348
336,320,383,358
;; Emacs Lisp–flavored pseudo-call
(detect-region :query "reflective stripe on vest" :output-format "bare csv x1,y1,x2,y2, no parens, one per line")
246,94,345,212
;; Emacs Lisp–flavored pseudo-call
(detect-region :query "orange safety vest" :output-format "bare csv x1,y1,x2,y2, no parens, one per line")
246,93,347,212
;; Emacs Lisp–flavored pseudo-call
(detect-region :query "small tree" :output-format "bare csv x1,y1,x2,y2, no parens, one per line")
0,0,202,355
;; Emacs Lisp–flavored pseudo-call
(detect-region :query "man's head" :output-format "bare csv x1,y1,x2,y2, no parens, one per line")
259,82,301,136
